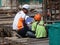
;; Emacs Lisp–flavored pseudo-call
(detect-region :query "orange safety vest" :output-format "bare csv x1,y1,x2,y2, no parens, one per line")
17,18,24,30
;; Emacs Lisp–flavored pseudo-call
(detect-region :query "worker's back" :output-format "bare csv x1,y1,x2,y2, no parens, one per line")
32,20,47,38
12,11,26,30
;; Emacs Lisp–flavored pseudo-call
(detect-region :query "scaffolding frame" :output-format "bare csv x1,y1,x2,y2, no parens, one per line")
43,0,60,22
0,0,18,15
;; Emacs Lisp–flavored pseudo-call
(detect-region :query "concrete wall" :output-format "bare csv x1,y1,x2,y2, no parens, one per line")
0,0,17,9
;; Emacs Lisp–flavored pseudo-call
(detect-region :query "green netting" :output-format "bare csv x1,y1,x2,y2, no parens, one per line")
18,0,43,4
0,0,2,7
24,0,30,3
46,22,60,45
39,0,43,3
18,0,30,4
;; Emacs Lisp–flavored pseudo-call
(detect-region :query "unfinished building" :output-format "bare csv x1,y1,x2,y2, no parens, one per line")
0,0,43,15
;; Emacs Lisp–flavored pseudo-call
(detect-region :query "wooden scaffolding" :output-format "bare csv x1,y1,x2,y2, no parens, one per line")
0,0,18,15
43,0,60,21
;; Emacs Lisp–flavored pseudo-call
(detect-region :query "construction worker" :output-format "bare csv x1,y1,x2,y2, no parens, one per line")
12,4,33,37
32,13,47,38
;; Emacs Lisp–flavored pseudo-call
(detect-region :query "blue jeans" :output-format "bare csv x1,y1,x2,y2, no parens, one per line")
26,31,35,38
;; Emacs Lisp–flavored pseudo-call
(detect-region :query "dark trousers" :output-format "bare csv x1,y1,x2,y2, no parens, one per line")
26,31,35,38
17,22,35,38
17,28,27,37
17,27,35,38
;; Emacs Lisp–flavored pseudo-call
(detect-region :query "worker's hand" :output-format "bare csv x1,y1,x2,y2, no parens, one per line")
44,24,47,26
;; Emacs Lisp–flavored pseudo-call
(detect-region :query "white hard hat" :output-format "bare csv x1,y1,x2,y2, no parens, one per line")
22,4,30,10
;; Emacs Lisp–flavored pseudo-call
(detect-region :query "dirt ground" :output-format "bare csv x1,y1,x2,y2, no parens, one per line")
0,37,49,45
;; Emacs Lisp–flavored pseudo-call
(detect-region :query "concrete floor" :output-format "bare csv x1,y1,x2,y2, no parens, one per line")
29,39,49,45
4,37,49,45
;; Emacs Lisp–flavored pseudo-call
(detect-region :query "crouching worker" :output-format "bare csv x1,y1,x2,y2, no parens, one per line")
17,17,28,37
17,17,35,38
32,13,47,38
12,4,31,37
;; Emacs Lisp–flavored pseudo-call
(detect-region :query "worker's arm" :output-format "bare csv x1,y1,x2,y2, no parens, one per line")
32,22,37,31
